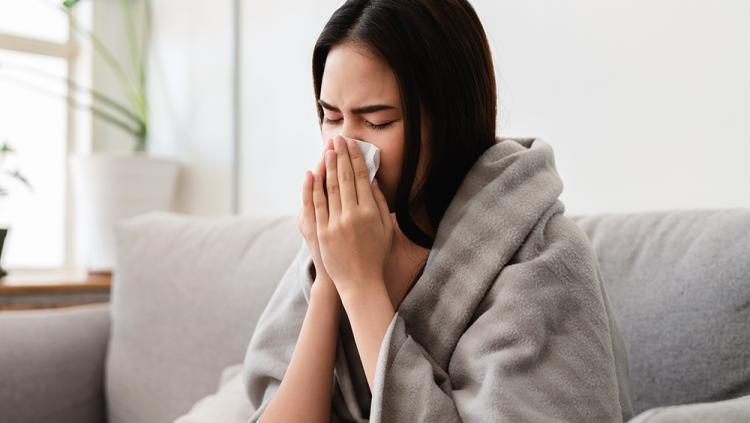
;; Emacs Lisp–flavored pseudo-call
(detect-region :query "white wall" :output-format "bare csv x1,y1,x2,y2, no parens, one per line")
474,0,750,214
146,0,235,215
239,0,343,217
238,0,750,218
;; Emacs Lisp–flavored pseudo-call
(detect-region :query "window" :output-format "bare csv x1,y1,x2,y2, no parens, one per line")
0,0,83,270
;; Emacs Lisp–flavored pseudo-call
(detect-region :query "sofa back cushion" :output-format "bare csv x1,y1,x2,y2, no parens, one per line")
570,209,750,415
106,212,300,423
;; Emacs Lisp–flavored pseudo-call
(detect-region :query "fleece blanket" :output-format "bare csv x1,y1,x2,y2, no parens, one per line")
242,136,634,422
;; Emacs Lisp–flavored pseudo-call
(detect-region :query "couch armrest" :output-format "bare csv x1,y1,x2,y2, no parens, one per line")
628,394,750,423
0,303,111,423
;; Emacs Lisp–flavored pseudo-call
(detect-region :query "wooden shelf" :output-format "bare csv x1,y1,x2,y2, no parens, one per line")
0,271,112,311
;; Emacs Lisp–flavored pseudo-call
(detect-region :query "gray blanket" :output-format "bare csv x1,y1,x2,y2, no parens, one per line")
242,137,634,422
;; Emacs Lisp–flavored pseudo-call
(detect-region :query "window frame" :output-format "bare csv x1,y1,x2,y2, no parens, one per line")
0,11,83,275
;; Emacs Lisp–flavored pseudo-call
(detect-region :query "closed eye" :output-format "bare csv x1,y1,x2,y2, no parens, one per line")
323,117,394,130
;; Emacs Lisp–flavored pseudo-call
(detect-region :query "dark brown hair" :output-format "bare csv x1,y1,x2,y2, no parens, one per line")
313,0,497,248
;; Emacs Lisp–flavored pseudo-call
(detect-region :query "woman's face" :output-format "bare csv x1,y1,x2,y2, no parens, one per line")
319,41,428,211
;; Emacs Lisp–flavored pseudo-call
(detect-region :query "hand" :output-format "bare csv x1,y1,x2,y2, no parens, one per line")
312,135,394,299
298,139,337,298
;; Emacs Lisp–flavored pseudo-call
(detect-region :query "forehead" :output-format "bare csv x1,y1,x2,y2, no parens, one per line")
320,42,400,106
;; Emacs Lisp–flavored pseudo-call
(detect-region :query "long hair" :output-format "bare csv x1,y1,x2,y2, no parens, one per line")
313,0,497,248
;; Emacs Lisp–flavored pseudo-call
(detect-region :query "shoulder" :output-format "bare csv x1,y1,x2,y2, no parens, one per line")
477,204,608,328
511,202,600,288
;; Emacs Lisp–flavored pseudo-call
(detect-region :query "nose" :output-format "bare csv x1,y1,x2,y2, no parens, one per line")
339,119,365,143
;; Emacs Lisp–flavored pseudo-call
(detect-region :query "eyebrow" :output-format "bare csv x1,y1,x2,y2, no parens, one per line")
318,99,397,115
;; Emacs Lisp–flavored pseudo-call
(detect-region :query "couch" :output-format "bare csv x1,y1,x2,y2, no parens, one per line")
0,209,748,422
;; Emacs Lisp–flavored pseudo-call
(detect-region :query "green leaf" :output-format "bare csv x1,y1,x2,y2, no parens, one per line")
63,0,80,9
0,142,14,154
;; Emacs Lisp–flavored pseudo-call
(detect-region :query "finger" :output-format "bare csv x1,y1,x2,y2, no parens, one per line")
302,169,312,208
371,179,391,229
312,169,329,226
320,138,334,170
346,137,377,207
319,138,334,200
334,136,357,209
302,170,315,226
325,149,341,220
317,146,328,196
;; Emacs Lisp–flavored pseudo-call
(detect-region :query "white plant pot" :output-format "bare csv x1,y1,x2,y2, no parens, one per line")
70,152,180,272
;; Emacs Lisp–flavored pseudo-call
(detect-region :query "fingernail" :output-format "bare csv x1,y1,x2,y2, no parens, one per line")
326,151,335,162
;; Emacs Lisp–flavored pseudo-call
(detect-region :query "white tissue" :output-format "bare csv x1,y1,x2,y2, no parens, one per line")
341,136,380,182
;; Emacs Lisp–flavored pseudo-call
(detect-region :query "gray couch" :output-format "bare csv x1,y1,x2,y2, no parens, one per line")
0,209,748,423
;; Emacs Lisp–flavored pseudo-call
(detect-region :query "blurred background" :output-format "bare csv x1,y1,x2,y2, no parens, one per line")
0,0,748,278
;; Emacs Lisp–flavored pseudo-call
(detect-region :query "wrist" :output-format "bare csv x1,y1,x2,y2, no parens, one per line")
339,278,388,310
311,276,340,305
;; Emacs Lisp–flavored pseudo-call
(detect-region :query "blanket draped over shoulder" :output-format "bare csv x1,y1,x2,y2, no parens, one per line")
242,137,634,422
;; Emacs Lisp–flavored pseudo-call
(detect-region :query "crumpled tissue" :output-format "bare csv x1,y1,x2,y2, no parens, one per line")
340,136,380,182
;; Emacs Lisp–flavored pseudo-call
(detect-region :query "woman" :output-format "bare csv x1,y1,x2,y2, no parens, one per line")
243,1,634,422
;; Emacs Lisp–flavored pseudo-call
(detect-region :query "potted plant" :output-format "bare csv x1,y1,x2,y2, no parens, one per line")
60,0,180,272
0,142,33,279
